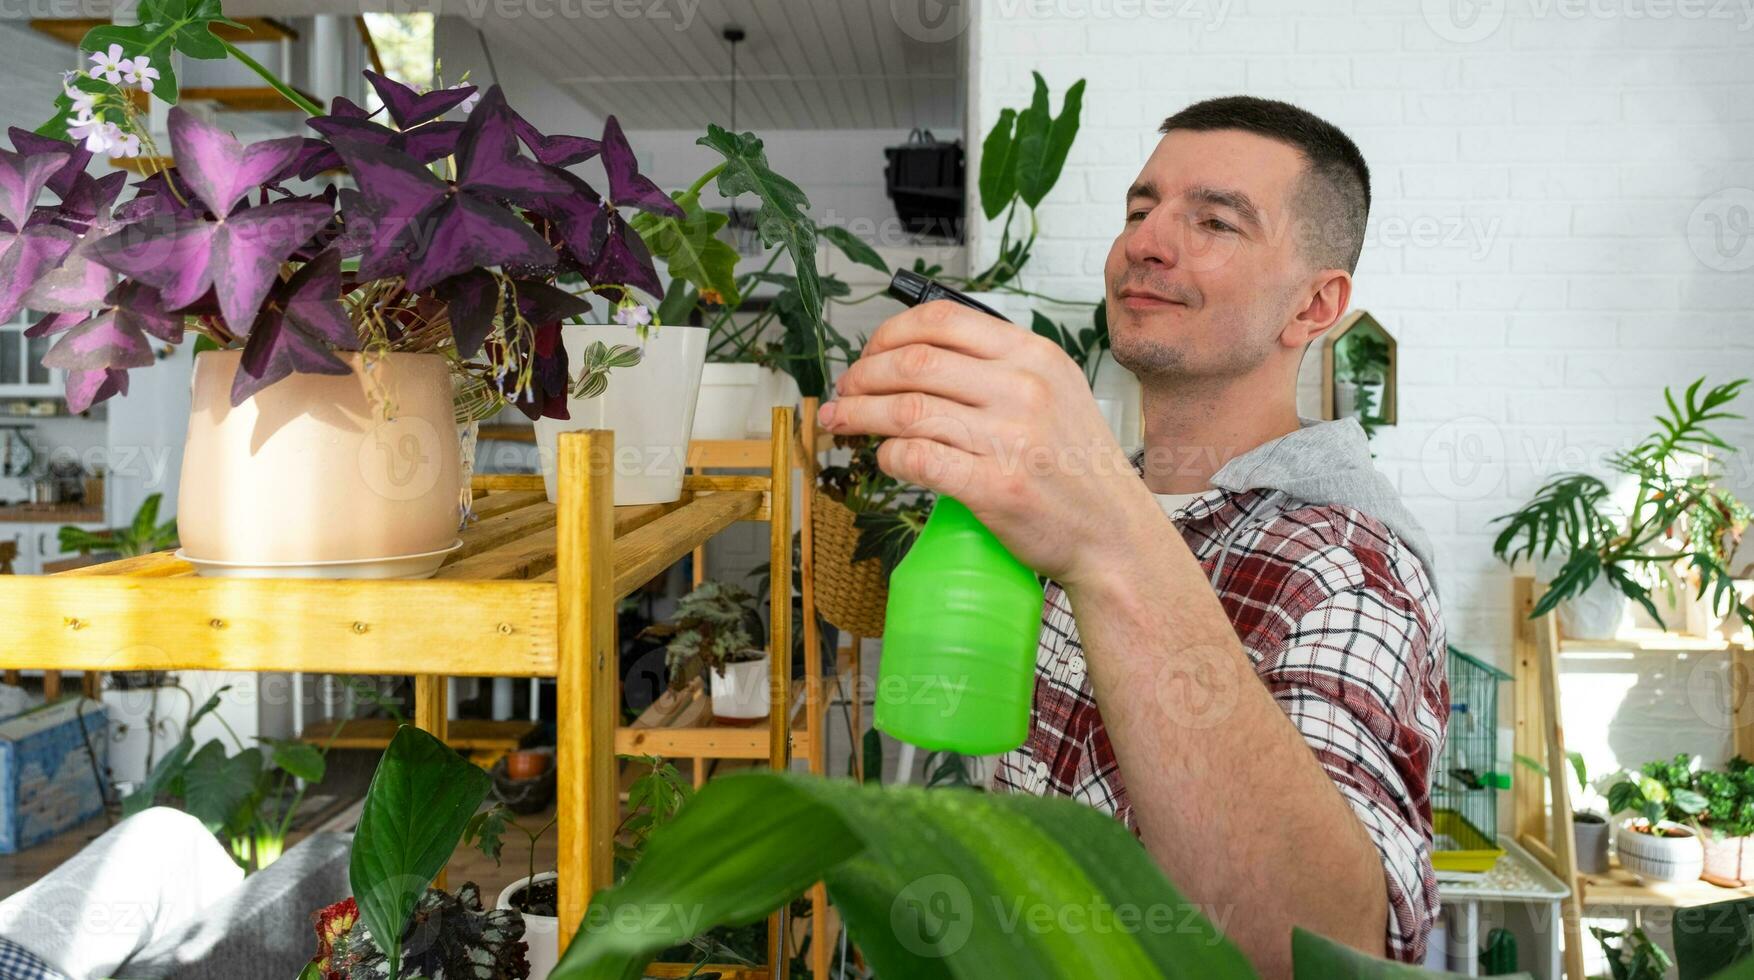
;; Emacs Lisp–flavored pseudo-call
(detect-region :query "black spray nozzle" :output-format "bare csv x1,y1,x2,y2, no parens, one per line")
886,269,1010,323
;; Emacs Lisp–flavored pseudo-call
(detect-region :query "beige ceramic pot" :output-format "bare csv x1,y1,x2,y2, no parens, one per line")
178,351,462,566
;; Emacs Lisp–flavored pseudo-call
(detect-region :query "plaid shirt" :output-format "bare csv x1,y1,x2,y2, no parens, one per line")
0,938,65,980
992,483,1449,963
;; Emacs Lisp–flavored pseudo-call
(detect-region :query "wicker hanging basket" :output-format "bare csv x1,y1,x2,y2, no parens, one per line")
811,490,889,638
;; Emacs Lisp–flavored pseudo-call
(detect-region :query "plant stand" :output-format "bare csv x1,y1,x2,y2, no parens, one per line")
1510,575,1754,980
0,410,799,977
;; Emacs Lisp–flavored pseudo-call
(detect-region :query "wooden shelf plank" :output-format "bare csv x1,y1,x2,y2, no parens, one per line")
0,576,557,677
1559,628,1748,653
611,491,761,600
1582,857,1754,909
30,16,297,46
180,85,320,112
300,717,534,753
615,694,811,760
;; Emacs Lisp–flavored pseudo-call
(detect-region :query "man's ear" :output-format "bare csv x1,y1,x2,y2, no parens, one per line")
1281,270,1352,348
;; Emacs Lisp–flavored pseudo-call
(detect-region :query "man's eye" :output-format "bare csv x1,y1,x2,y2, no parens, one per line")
1201,217,1237,233
1126,209,1149,222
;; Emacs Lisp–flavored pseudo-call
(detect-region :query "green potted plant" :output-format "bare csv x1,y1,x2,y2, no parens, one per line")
638,580,770,723
467,755,692,980
1333,330,1391,440
303,725,524,980
1607,755,1709,882
56,492,177,561
1567,752,1612,875
1591,924,1674,980
1493,377,1754,640
1694,756,1754,882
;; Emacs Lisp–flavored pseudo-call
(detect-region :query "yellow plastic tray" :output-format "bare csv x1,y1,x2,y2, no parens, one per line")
1432,808,1504,872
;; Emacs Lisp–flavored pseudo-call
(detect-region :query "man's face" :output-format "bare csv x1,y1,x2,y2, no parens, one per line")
1104,128,1312,383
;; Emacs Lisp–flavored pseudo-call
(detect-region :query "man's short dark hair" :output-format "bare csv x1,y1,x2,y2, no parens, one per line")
1159,96,1371,274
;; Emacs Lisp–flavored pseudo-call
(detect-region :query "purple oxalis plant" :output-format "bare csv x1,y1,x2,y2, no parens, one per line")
5,68,682,416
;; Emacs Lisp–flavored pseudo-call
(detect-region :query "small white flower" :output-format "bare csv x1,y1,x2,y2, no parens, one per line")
613,303,652,328
110,130,141,157
88,44,128,84
68,116,112,154
122,57,159,94
65,85,98,116
457,89,481,114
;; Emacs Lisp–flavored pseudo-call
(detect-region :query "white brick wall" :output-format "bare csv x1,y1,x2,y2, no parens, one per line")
965,0,1754,665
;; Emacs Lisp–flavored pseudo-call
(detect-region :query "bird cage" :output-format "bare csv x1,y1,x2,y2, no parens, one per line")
1432,645,1513,872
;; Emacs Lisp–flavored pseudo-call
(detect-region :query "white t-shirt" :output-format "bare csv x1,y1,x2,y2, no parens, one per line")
1154,491,1206,517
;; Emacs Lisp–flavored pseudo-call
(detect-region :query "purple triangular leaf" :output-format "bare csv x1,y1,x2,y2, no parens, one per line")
85,216,217,311
0,145,70,229
55,171,129,227
231,312,352,405
433,269,500,359
328,136,449,280
110,281,184,343
65,366,129,413
8,128,90,198
511,278,591,326
207,200,335,333
366,70,476,129
600,115,682,217
454,87,572,211
167,108,305,217
403,194,557,293
278,250,356,350
24,310,86,339
40,309,154,371
309,115,461,166
0,224,78,321
22,233,113,312
512,112,600,168
330,96,372,120
586,214,662,298
541,169,608,267
114,169,206,224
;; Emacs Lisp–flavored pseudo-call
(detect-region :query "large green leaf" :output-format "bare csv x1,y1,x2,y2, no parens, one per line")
630,193,741,306
182,741,262,833
265,737,326,784
818,224,888,274
978,108,1019,221
697,125,826,386
552,772,1253,980
121,688,229,817
350,725,492,980
1016,74,1085,209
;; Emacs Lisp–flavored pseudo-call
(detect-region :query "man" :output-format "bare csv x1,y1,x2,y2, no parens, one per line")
818,96,1447,974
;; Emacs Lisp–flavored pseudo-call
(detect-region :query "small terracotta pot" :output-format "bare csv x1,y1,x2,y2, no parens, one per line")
178,351,461,564
1702,831,1754,882
505,748,551,781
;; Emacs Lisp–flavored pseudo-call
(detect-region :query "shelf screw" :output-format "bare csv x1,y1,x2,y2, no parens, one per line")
209,618,225,629
497,623,513,635
352,622,369,635
63,617,85,630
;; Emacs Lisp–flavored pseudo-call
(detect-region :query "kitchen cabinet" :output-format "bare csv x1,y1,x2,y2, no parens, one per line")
0,315,60,399
0,520,105,575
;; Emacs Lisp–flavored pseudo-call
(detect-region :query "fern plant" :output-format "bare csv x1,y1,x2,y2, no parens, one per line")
1493,377,1754,630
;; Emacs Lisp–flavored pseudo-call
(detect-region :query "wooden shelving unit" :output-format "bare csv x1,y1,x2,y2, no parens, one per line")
1511,574,1754,980
0,410,801,976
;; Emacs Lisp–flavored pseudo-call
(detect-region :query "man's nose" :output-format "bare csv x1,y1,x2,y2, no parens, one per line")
1123,210,1179,269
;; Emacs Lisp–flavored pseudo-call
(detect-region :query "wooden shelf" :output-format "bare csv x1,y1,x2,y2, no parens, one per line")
0,418,802,969
31,16,298,46
616,688,811,760
181,86,322,112
299,717,535,755
1582,856,1754,909
1559,627,1750,654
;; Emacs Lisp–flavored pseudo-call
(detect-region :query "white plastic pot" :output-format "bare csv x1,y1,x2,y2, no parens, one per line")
692,362,762,440
744,367,802,438
1615,820,1703,882
534,325,708,506
1560,577,1630,641
497,872,558,980
709,652,771,721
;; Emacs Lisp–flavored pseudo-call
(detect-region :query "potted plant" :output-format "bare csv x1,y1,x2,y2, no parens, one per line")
1695,756,1754,882
638,580,770,723
56,492,177,563
1333,329,1390,440
469,755,690,980
813,431,933,638
1591,924,1674,980
1607,755,1709,882
1522,750,1613,875
304,725,525,980
1493,377,1754,640
962,72,1087,321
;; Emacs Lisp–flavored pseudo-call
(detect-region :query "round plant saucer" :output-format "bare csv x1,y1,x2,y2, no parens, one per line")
175,540,464,579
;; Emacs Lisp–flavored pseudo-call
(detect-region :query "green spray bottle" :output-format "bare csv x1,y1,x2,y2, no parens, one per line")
871,271,1046,755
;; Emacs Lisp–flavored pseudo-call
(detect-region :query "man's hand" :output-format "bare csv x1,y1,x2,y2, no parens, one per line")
818,300,1161,588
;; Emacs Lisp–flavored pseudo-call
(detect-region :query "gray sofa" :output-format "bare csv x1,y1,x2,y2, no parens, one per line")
117,832,353,980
